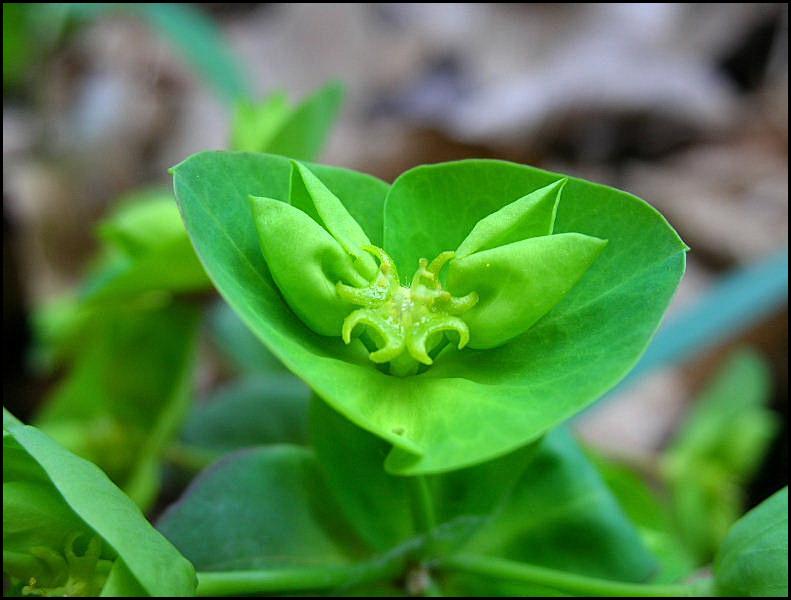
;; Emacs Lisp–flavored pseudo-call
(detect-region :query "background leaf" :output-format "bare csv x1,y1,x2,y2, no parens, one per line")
309,398,414,552
662,349,778,560
714,487,788,597
157,445,363,571
452,429,658,588
591,453,696,583
207,299,290,375
180,375,310,456
80,190,210,304
266,81,345,161
231,82,345,162
35,302,201,509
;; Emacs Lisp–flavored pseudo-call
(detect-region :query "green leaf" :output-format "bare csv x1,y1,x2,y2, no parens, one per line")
172,154,685,475
662,349,778,560
714,487,788,597
3,410,196,596
207,299,290,375
80,191,210,305
310,395,539,556
309,398,413,552
231,92,292,153
446,428,659,595
157,445,363,571
29,293,93,372
181,375,310,454
101,560,149,596
290,161,377,277
591,452,696,583
34,302,201,509
230,82,344,162
266,81,344,161
3,4,40,90
97,188,190,259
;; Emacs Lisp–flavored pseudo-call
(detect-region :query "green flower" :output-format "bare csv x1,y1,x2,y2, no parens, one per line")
171,153,686,474
251,162,606,377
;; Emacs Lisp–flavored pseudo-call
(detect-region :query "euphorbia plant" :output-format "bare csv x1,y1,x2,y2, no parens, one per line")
3,409,195,596
5,147,787,597
162,151,786,597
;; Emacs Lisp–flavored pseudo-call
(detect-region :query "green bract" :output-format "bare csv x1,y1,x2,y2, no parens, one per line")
3,410,196,596
172,153,686,474
252,165,605,374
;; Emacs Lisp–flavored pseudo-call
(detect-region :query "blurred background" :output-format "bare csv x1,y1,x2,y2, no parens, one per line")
3,2,788,569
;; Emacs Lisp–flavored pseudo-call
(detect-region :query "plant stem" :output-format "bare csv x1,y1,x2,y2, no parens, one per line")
410,475,437,534
164,443,221,472
195,567,352,596
195,545,411,596
440,554,710,597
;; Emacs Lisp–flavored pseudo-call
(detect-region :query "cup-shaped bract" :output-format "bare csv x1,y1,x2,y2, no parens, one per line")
446,179,607,348
249,162,378,336
172,153,687,474
448,233,607,349
253,165,606,371
454,178,565,258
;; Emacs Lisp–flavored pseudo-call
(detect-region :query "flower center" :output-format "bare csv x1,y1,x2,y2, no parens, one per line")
336,245,478,376
20,532,111,597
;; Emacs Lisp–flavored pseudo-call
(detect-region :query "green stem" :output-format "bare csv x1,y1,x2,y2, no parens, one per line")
410,475,437,534
195,549,408,596
440,554,710,597
196,567,352,596
164,443,221,472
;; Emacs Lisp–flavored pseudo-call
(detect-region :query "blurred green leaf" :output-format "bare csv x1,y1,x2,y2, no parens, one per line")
591,453,696,583
662,349,779,560
207,299,290,375
29,293,92,373
30,188,208,373
449,428,659,595
180,375,310,457
714,486,788,597
34,302,201,510
230,81,345,161
97,188,191,258
230,92,292,153
3,409,197,596
309,398,414,553
157,445,364,572
81,190,210,304
265,81,345,161
3,3,34,89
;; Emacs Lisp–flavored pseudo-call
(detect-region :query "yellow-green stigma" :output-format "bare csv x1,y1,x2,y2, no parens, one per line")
337,245,478,376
